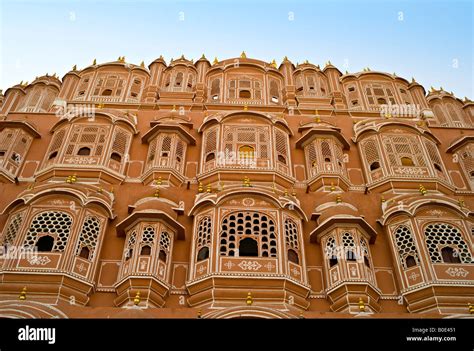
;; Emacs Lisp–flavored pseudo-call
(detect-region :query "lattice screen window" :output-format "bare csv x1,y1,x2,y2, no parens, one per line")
446,103,465,126
139,226,156,256
0,212,24,246
365,84,396,106
0,128,33,176
398,86,413,105
325,236,338,267
220,211,277,258
24,211,73,252
158,230,171,262
202,126,218,171
269,79,280,103
424,223,472,264
209,78,221,101
342,232,357,261
20,86,56,112
457,144,474,186
196,216,212,261
92,74,125,97
222,125,271,167
359,237,371,268
46,129,66,162
75,75,92,98
382,134,427,168
284,218,300,264
433,105,449,126
305,138,346,177
129,77,143,99
393,225,419,269
362,138,382,173
274,128,289,166
164,70,195,92
146,133,186,174
124,230,137,261
64,125,109,159
76,216,101,260
227,78,263,100
108,127,131,172
423,139,445,177
295,73,327,96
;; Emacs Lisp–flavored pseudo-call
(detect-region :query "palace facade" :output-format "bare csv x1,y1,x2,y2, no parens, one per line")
0,53,473,318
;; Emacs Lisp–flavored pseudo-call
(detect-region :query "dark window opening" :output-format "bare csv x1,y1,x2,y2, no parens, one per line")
197,247,209,261
405,255,417,268
277,155,286,164
239,237,258,257
158,249,167,262
329,256,338,267
140,245,151,256
346,250,357,261
79,246,90,259
78,91,85,96
351,100,359,106
161,152,169,157
239,90,251,99
348,87,355,92
401,157,414,167
364,256,370,268
205,153,215,162
288,249,299,264
296,87,304,93
110,152,122,162
131,92,138,98
0,151,5,157
271,96,279,103
101,89,113,96
433,163,442,172
470,170,474,178
212,95,219,100
36,235,54,252
441,247,461,264
126,249,133,261
370,161,380,171
324,157,331,162
77,147,91,156
377,98,387,105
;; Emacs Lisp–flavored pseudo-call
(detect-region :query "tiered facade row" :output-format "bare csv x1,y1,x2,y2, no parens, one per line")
0,54,473,318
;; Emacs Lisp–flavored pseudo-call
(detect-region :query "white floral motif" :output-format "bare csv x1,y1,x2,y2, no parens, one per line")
445,267,469,277
408,271,420,281
238,260,262,271
27,256,51,265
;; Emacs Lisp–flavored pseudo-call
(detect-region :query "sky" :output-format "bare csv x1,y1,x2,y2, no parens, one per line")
0,0,472,98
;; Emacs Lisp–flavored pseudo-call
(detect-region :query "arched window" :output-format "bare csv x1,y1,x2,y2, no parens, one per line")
269,80,279,103
76,216,101,261
158,231,171,262
238,145,254,159
125,230,137,261
284,218,300,265
239,90,251,99
424,223,472,263
36,235,55,252
24,211,72,252
110,152,122,162
77,147,91,156
401,156,414,166
321,141,332,162
342,232,357,261
140,245,151,256
175,72,183,87
140,226,155,256
0,212,24,247
205,152,215,162
220,211,277,258
196,216,212,262
393,225,419,269
441,247,461,264
79,246,90,259
239,237,258,257
370,161,380,171
158,249,167,262
210,78,220,100
48,151,58,160
325,236,338,267
101,89,112,96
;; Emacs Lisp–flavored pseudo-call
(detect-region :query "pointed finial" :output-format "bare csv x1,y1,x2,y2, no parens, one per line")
411,77,416,83
440,86,444,91
19,80,23,85
270,59,277,68
140,61,145,67
345,70,348,74
304,59,309,64
328,60,332,65
246,292,253,305
19,287,27,301
133,291,141,305
72,64,77,71
240,51,247,59
243,104,248,111
430,86,435,92
201,53,206,60
316,64,320,69
393,72,397,76
180,54,185,60
358,297,366,312
283,56,289,61
93,58,97,65
213,57,218,65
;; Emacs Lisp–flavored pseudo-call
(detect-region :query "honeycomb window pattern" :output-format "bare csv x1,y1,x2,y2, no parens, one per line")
75,216,101,260
196,216,212,249
24,211,73,252
220,211,277,258
142,226,156,245
159,231,171,253
394,225,420,269
1,211,24,246
284,218,299,250
424,223,472,264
